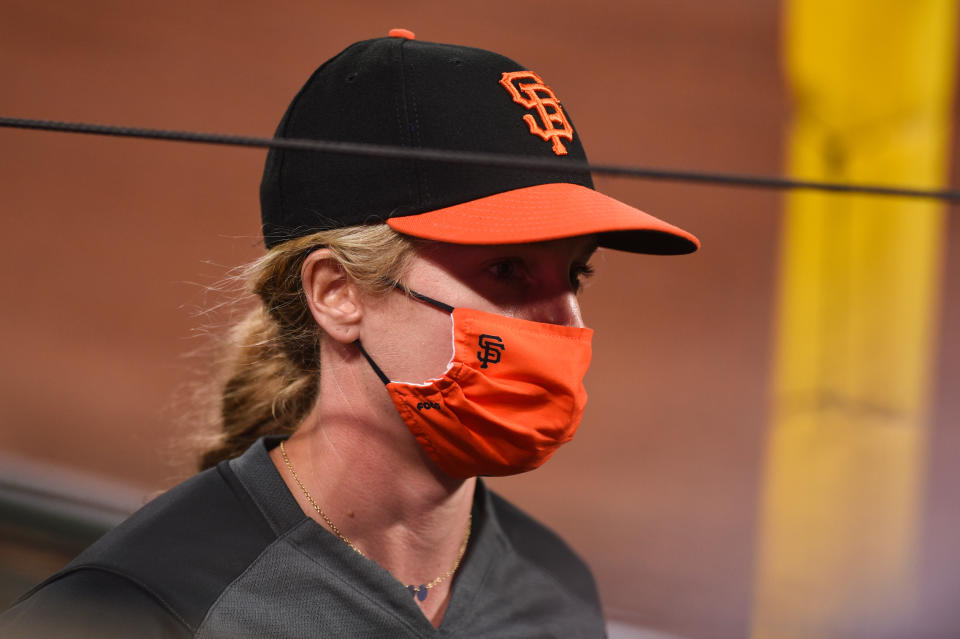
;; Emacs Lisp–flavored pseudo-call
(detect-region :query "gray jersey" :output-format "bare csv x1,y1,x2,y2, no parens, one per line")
2,437,605,638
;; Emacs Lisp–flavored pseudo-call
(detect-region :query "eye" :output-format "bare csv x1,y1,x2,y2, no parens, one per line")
487,258,524,282
570,262,595,293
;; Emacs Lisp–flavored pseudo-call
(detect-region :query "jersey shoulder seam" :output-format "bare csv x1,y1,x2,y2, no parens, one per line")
27,564,195,634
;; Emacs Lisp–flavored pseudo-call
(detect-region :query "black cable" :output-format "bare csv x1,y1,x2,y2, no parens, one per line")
2,115,959,203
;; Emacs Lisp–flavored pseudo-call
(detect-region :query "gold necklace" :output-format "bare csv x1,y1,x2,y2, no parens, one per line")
280,440,471,601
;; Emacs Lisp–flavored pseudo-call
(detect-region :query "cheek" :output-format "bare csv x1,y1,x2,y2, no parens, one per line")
396,312,455,382
364,300,454,383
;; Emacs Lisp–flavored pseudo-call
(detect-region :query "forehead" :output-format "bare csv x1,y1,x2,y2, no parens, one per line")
414,235,599,267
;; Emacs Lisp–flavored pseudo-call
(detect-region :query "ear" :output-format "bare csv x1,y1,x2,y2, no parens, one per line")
301,249,363,344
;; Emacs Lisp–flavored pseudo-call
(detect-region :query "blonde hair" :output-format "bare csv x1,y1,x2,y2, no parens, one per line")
197,225,423,470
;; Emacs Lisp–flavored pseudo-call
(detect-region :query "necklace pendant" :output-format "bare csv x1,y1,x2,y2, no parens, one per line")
408,584,428,601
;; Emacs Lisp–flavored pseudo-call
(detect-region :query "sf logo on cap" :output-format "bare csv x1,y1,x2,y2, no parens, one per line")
477,334,505,369
499,71,574,156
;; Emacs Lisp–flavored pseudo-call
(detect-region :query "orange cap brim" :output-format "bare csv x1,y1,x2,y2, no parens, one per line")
386,183,699,255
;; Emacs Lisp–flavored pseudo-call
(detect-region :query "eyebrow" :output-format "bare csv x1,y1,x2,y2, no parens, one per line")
580,240,600,261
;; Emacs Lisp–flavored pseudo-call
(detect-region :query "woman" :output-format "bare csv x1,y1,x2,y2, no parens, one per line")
2,30,697,638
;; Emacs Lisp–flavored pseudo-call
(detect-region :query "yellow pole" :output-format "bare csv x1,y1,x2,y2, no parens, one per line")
753,1,957,636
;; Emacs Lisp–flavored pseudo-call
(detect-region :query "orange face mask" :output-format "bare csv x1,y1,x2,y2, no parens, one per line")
356,288,593,479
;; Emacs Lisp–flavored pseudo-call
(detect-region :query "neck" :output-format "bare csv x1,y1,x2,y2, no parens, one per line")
269,347,475,626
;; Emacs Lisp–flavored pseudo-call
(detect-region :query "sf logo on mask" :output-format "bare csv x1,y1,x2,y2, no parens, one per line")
477,334,505,369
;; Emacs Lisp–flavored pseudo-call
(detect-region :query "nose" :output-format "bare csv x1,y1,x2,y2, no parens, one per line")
523,290,585,328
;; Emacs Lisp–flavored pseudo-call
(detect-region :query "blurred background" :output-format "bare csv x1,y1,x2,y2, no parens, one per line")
1,1,958,637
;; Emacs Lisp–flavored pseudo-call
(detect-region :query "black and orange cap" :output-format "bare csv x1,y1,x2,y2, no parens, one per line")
260,30,699,255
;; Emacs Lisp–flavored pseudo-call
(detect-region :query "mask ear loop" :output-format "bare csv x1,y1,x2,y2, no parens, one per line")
391,282,455,314
354,340,391,385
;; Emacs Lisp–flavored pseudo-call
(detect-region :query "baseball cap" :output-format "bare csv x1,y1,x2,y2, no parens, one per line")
260,29,699,255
